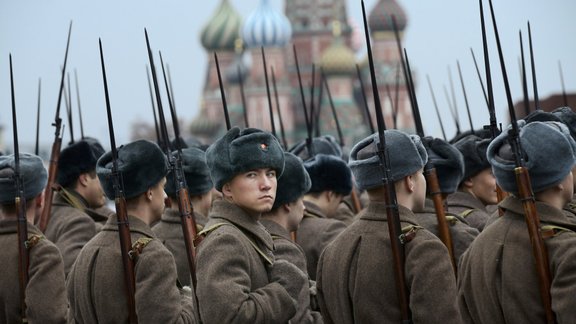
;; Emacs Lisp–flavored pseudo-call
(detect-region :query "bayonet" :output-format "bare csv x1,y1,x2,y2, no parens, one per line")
214,52,231,131
238,65,249,128
145,65,162,147
271,67,287,149
261,47,277,137
74,69,85,139
321,70,344,147
456,61,474,133
355,63,374,134
519,31,530,117
66,73,74,144
426,75,447,141
293,45,313,154
35,78,41,156
470,48,489,110
558,61,568,107
444,84,461,136
527,22,539,110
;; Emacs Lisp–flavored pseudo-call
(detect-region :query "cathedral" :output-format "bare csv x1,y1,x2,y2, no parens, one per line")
190,0,414,150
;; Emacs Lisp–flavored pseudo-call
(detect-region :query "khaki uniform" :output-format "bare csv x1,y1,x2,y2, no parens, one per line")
44,191,100,276
413,199,479,265
67,214,198,324
195,200,296,323
317,202,462,324
333,197,356,226
296,201,346,280
561,194,576,223
0,220,67,324
152,208,207,287
458,196,576,323
446,191,492,231
261,219,324,324
89,205,114,232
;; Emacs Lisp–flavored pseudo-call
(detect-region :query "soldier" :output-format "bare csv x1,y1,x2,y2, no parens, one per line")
43,139,108,275
317,130,462,323
458,121,576,322
67,140,198,323
413,137,479,265
446,133,496,231
195,127,308,323
153,147,213,287
261,152,323,323
298,154,350,280
0,153,67,323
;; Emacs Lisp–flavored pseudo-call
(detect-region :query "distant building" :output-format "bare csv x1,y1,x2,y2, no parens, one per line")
190,0,415,149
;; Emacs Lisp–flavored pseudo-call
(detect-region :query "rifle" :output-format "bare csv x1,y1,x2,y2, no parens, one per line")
35,78,41,156
362,3,411,322
10,54,30,324
74,69,85,139
485,0,554,322
214,52,231,131
292,45,313,154
38,21,72,232
527,22,540,110
426,75,447,141
519,31,530,117
456,61,475,133
558,61,568,107
145,66,162,147
261,47,277,137
156,49,200,289
271,67,288,149
405,50,456,272
66,73,75,144
99,39,138,324
355,64,375,134
470,48,490,110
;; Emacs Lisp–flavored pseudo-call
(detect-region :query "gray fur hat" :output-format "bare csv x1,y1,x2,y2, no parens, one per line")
272,152,311,209
206,127,285,191
422,137,465,194
289,135,342,161
488,120,576,194
165,148,213,198
552,107,576,140
0,153,48,204
303,154,352,195
349,131,428,191
454,134,492,181
57,140,105,188
97,140,168,200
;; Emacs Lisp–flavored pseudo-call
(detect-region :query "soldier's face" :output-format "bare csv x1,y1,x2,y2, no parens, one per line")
412,168,427,212
561,171,574,205
85,173,106,208
468,168,498,205
223,168,278,218
150,177,167,221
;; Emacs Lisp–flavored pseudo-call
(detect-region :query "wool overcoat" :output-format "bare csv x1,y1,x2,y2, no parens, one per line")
446,191,492,231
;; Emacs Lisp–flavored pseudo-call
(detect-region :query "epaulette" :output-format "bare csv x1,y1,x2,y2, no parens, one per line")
460,209,478,219
25,234,44,249
400,225,423,244
541,224,575,239
445,215,460,226
129,237,153,261
194,222,274,265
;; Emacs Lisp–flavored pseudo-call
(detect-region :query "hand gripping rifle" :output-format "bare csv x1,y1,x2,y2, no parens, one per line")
486,0,554,322
361,2,411,322
99,39,138,324
156,46,200,289
10,54,30,324
38,22,72,232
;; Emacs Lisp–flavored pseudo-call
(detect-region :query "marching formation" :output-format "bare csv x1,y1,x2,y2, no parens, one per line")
2,0,576,323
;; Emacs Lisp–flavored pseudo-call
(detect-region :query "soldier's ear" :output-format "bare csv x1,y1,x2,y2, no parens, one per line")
462,178,474,189
78,173,89,187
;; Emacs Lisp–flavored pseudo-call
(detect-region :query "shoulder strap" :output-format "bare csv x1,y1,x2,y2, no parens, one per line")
25,234,44,249
194,222,274,266
129,237,153,261
460,209,477,218
541,224,575,239
399,225,423,244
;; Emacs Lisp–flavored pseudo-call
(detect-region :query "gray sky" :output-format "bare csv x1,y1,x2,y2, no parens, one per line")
1,0,575,153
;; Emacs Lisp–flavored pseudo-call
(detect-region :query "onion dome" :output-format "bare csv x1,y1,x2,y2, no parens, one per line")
242,0,292,48
201,0,243,52
226,39,249,84
368,0,407,33
320,22,356,76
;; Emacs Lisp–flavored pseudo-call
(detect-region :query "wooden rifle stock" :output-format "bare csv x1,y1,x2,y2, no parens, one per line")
38,139,61,232
176,186,199,288
424,167,456,272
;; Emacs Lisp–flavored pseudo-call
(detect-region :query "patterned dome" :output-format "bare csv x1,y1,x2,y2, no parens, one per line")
242,0,292,48
368,0,407,33
201,0,243,52
320,22,356,76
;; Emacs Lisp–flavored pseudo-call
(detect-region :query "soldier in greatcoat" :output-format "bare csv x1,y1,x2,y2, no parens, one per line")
413,137,479,265
153,147,213,287
44,139,109,276
447,133,497,231
195,127,308,323
66,140,198,323
0,153,67,324
261,152,323,323
458,121,576,323
298,153,350,280
317,130,462,323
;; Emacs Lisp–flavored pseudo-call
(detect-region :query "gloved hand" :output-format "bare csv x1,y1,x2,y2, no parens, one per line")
270,259,308,302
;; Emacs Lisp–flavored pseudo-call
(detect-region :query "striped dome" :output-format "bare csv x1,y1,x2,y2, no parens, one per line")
201,0,242,52
320,22,356,76
242,0,292,48
368,0,407,33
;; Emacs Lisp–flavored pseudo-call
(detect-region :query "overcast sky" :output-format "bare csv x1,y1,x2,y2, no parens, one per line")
1,0,574,153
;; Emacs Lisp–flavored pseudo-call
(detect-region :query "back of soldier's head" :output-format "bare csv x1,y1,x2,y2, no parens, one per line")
422,136,465,194
57,139,105,189
0,153,47,214
303,154,351,197
164,147,213,200
289,135,342,162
